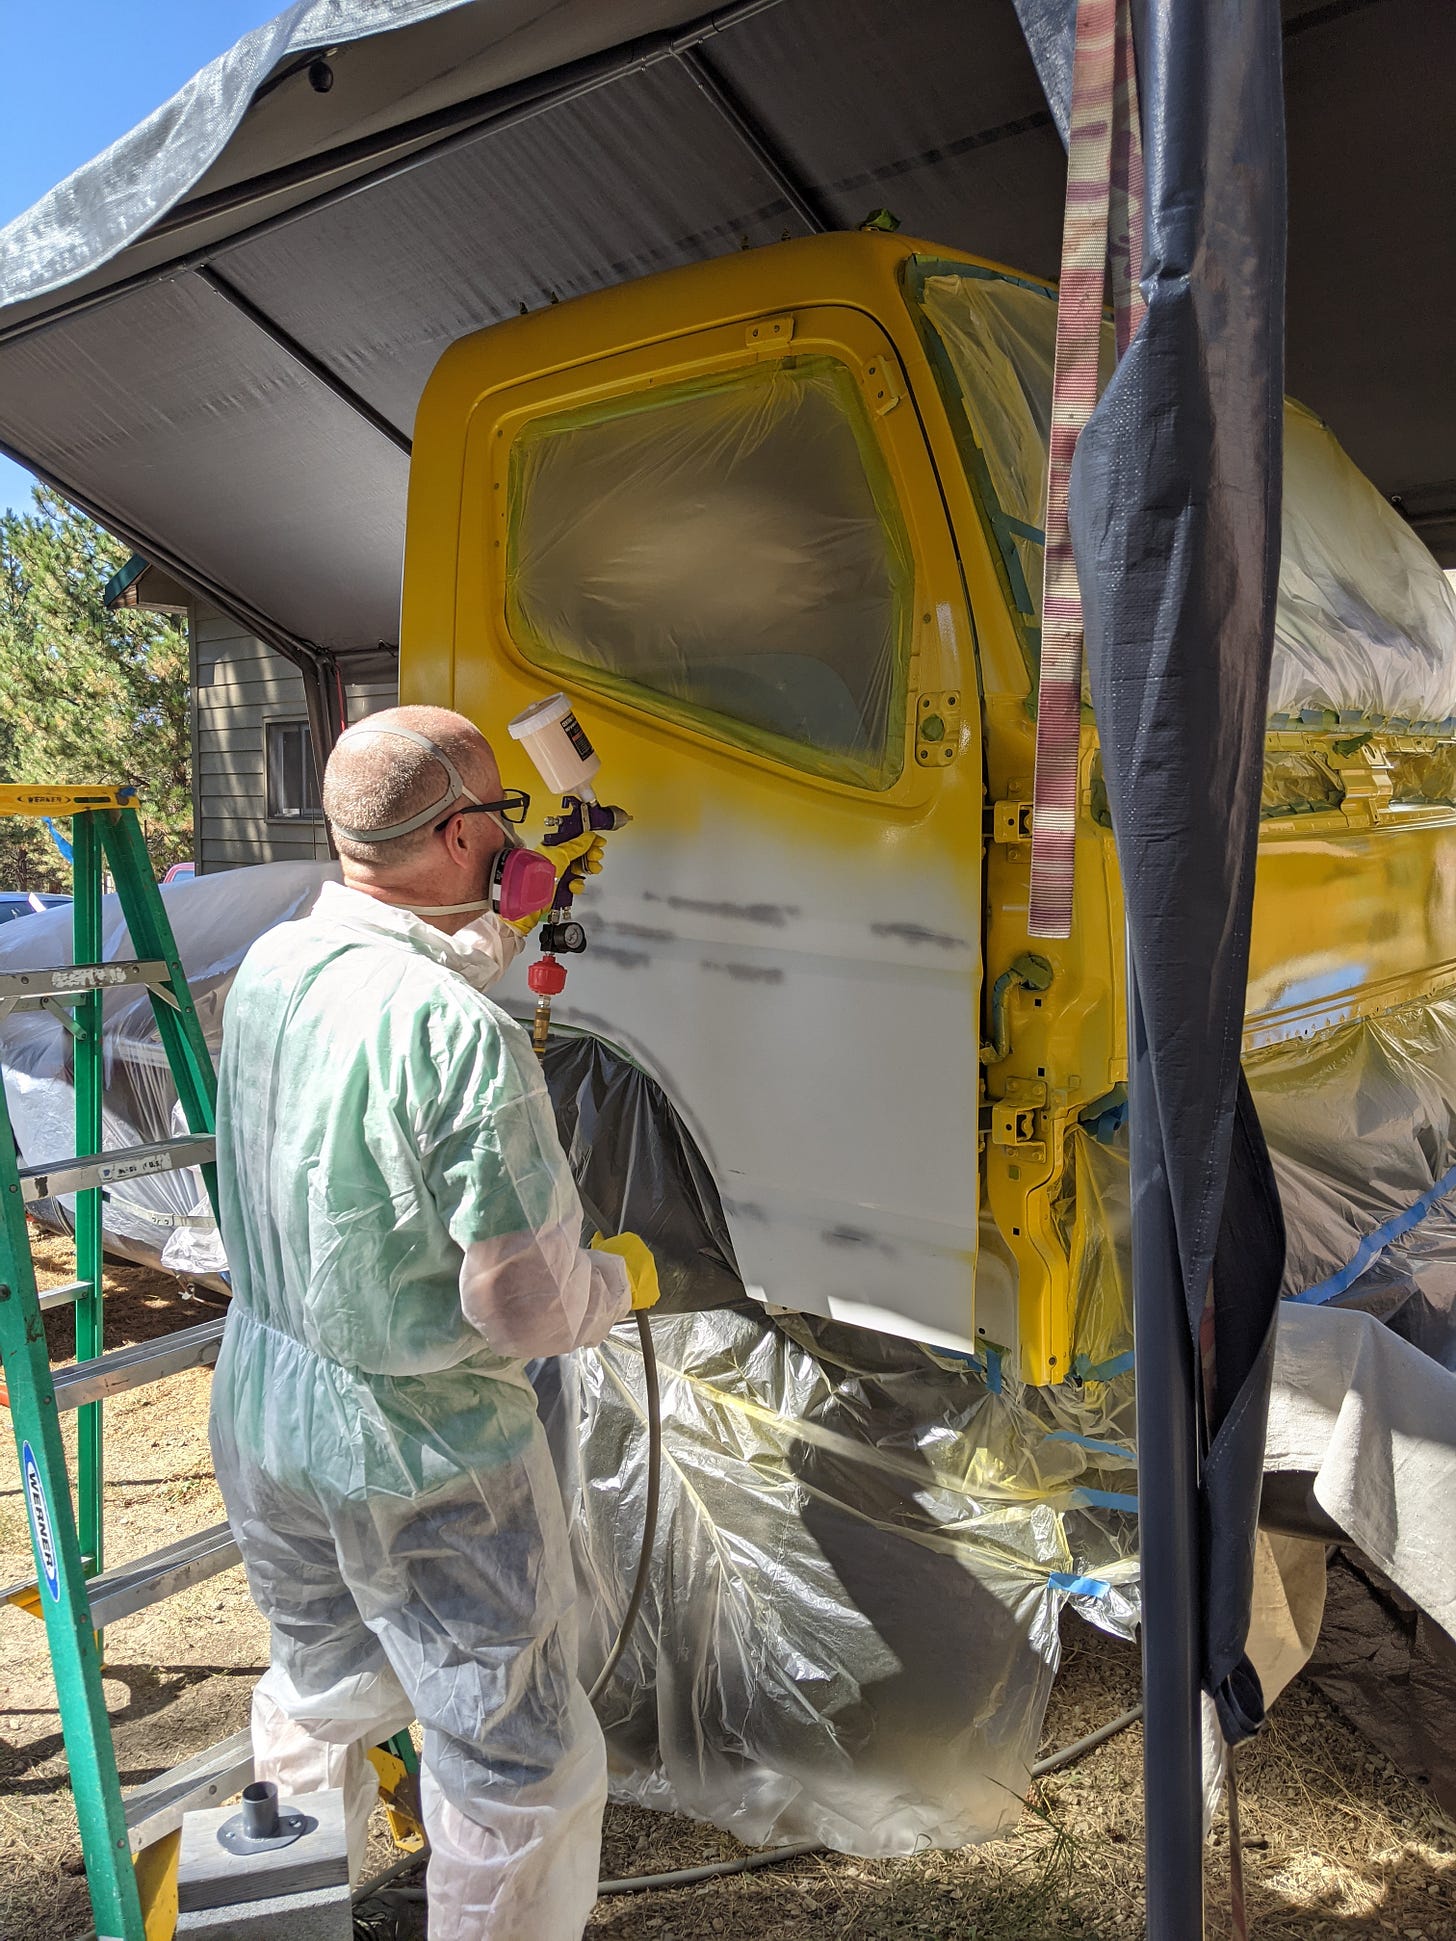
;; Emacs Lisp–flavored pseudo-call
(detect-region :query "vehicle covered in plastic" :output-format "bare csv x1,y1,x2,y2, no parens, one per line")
401,229,1456,1383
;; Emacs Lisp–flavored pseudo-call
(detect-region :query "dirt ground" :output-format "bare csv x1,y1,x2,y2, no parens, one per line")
1,1235,1453,1940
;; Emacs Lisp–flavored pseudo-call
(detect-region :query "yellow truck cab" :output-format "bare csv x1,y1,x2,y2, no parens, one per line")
401,230,1456,1384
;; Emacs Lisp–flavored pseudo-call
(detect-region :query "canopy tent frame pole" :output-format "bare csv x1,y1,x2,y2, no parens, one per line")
1130,972,1207,1935
195,266,414,456
0,433,345,779
676,44,832,233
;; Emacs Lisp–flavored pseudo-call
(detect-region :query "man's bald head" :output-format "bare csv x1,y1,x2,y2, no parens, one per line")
323,705,502,867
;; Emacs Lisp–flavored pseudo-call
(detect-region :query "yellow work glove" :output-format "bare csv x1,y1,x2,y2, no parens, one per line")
553,829,607,900
506,830,607,935
591,1231,661,1311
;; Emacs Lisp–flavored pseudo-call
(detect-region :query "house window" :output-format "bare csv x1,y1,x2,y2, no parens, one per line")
265,720,322,820
504,357,913,790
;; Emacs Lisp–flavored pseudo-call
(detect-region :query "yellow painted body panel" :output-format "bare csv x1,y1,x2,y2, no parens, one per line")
135,1829,179,1941
400,231,1456,1383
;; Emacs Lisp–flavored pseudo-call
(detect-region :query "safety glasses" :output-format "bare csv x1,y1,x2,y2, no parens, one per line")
434,790,531,833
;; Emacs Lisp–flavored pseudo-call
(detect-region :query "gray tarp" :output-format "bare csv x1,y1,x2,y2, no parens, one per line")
0,0,1450,681
1013,0,1291,1928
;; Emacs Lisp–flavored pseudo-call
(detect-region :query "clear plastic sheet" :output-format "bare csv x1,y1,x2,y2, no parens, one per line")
540,1296,1140,1855
1251,992,1456,1368
0,863,336,1284
914,269,1456,722
1260,747,1344,818
1270,404,1456,726
506,359,913,789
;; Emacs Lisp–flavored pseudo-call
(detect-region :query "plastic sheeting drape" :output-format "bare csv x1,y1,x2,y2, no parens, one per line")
914,272,1456,723
542,1303,1140,1854
0,867,332,1282
3,863,1455,1850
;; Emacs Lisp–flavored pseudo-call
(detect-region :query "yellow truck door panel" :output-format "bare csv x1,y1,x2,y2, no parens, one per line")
404,274,986,1353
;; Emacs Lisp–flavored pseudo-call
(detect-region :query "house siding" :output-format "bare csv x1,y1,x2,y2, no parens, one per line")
192,605,398,873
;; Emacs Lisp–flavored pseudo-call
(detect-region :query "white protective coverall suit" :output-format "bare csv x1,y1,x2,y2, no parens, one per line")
208,878,630,1939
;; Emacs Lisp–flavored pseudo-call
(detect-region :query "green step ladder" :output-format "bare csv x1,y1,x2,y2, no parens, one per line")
0,788,423,1939
0,787,235,1939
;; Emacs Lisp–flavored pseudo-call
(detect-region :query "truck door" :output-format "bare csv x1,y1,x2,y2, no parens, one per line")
412,302,985,1354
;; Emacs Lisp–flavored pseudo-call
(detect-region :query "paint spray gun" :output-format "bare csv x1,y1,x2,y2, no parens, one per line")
507,693,631,1055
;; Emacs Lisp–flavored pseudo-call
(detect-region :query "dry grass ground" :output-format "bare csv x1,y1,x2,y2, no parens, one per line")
1,1235,1451,1940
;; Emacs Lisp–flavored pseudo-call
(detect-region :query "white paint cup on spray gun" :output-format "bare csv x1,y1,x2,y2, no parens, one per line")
508,692,601,802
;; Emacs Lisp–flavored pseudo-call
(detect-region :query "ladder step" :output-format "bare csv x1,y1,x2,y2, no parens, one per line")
37,1278,92,1313
88,1520,242,1631
124,1727,254,1851
0,960,171,1005
2,1517,241,1623
40,1317,227,1412
19,1133,215,1204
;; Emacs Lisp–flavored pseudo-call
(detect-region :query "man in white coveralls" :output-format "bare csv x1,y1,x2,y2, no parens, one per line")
209,705,659,1940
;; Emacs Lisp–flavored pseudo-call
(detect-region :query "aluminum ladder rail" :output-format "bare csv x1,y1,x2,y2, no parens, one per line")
0,788,241,1941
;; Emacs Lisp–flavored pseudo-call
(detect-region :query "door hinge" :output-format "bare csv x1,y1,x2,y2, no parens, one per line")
915,690,962,767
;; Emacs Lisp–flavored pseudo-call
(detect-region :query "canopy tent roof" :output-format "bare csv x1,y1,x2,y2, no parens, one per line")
0,0,1449,667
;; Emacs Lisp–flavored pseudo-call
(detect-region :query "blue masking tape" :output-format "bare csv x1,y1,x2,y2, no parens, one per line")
1291,1158,1456,1306
1070,1349,1135,1382
1044,1430,1136,1460
1072,1487,1139,1513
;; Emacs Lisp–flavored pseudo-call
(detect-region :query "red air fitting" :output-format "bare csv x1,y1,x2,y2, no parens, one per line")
528,954,567,996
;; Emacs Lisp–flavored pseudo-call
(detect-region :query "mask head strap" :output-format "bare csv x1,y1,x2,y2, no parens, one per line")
328,723,481,843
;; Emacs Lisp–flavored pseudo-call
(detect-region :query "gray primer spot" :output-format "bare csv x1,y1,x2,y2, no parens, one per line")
590,946,651,971
823,1224,897,1257
871,921,969,951
599,920,676,943
646,891,799,927
702,960,785,985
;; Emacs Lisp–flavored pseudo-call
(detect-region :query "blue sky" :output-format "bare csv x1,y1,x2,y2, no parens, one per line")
0,1,274,516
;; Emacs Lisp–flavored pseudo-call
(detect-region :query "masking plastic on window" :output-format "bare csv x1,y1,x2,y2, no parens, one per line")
913,265,1456,728
505,359,913,790
912,263,1113,645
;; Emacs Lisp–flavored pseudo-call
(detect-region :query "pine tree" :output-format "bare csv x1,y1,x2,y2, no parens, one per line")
0,487,191,888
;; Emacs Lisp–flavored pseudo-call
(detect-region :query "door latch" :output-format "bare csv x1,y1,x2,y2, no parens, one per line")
990,1076,1047,1160
986,798,1033,844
